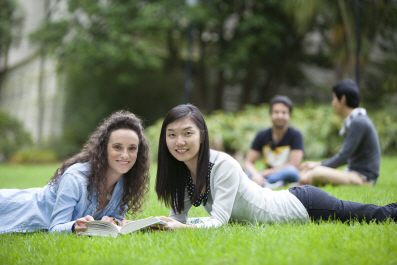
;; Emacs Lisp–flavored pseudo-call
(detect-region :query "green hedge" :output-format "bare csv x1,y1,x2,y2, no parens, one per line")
9,148,58,164
146,104,397,161
0,109,32,160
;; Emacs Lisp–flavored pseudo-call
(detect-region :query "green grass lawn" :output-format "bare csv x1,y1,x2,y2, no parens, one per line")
1,157,397,265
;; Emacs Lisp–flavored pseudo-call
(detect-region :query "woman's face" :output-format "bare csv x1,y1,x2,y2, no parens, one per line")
106,129,140,179
165,118,201,167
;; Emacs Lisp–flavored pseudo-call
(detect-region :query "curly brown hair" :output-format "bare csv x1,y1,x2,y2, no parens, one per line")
48,110,150,217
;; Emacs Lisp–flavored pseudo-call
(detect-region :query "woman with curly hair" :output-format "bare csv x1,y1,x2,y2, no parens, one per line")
0,110,150,234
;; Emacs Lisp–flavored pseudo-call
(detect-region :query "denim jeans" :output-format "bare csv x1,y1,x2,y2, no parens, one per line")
266,165,300,184
245,165,300,184
288,185,396,223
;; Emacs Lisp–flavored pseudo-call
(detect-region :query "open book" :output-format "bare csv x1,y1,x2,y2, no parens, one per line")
79,217,167,238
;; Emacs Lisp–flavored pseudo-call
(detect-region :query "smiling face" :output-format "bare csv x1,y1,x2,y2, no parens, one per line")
106,129,140,180
270,103,290,130
165,118,201,170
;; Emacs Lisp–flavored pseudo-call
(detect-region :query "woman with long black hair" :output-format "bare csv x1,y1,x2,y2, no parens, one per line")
155,104,396,229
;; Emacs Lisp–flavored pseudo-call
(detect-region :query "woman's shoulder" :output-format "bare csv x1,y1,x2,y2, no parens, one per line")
210,149,240,168
62,162,91,180
209,150,243,185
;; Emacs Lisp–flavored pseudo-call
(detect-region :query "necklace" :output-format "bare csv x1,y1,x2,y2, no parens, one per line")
105,183,115,200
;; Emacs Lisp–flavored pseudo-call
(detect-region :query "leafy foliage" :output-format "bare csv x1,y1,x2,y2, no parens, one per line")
0,110,32,160
9,148,58,164
30,0,187,156
283,0,397,105
146,103,397,162
0,0,22,57
27,0,397,156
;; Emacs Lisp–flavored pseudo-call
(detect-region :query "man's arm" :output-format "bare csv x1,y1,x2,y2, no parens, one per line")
321,118,367,168
244,149,264,185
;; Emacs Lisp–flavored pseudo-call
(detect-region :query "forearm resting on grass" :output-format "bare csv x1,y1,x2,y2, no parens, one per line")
153,216,196,230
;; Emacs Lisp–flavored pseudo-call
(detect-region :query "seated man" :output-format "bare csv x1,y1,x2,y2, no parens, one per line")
300,79,381,186
244,95,304,189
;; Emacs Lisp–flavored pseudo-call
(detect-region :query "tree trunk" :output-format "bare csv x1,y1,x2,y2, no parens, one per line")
240,58,257,107
196,27,208,110
337,0,354,78
166,29,179,68
213,69,225,110
213,21,226,110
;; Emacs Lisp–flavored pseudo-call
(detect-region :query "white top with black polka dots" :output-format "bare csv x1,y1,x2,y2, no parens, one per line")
169,150,309,228
186,162,214,207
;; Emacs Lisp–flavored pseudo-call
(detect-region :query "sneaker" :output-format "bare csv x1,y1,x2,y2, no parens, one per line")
263,180,285,189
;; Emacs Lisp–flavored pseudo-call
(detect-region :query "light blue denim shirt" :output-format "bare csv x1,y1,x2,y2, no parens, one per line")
0,162,126,234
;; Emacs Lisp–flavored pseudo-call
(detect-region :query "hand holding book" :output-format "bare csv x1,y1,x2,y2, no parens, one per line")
79,217,167,238
74,215,95,233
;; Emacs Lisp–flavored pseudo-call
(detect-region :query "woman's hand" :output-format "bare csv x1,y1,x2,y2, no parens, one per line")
74,215,94,233
120,220,132,227
101,215,120,226
151,216,195,230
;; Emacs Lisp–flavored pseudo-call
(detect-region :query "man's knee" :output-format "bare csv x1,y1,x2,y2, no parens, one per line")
284,165,300,176
310,167,340,186
281,165,300,182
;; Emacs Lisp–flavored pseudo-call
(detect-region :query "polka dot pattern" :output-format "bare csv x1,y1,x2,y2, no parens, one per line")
187,162,214,207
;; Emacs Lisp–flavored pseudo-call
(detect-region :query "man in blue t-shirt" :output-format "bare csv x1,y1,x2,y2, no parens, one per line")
244,95,304,189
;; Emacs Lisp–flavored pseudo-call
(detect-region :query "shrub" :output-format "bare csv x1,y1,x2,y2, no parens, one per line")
145,119,162,162
9,148,58,164
145,104,397,161
370,106,397,155
0,109,32,160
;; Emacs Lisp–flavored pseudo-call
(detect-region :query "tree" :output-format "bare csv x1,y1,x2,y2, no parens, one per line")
31,0,187,154
282,0,397,104
180,0,308,109
0,0,22,71
31,0,397,155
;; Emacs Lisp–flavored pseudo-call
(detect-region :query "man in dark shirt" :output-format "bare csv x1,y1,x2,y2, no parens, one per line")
299,79,381,186
244,96,304,188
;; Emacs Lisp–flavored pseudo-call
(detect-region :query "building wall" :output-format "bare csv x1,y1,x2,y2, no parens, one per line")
0,57,64,142
0,0,64,143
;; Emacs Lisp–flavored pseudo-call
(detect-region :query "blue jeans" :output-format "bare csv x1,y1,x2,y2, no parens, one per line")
265,165,300,184
245,165,300,184
289,185,397,223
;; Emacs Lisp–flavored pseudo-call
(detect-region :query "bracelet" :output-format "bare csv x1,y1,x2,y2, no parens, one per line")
72,222,76,233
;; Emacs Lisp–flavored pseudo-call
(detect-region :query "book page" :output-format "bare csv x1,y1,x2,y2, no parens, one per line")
120,217,167,235
80,221,121,237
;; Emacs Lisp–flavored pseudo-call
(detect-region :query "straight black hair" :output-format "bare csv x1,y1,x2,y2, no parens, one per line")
155,104,210,214
332,79,360,108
